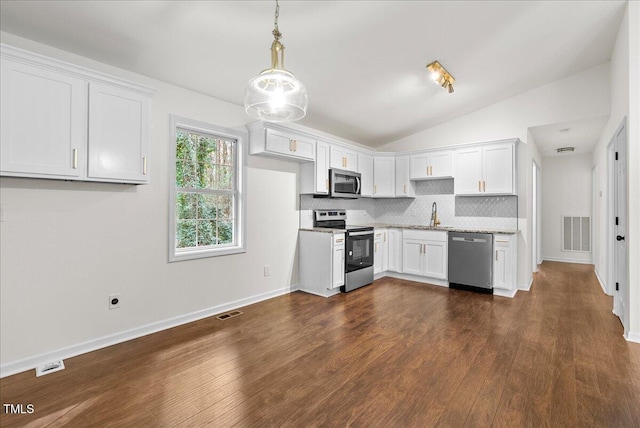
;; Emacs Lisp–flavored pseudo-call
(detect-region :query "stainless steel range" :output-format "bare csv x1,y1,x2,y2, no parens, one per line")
314,210,374,292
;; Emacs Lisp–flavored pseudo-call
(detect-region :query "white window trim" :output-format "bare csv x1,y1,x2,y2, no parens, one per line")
169,115,247,262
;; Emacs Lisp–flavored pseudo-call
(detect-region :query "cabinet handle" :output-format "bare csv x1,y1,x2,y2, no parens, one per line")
143,157,147,175
336,238,344,243
294,140,298,152
289,139,294,152
72,148,78,169
483,181,486,192
496,250,498,261
496,240,509,243
429,166,433,176
478,180,482,192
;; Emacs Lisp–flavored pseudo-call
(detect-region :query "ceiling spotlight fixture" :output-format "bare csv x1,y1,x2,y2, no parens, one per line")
426,61,455,93
244,0,308,123
556,147,575,153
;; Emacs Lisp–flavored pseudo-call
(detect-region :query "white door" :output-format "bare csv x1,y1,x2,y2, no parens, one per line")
373,156,395,197
484,144,513,194
430,151,453,177
87,83,149,182
424,241,447,280
358,153,374,197
402,239,424,276
613,121,627,330
454,147,482,194
1,59,87,178
315,141,330,194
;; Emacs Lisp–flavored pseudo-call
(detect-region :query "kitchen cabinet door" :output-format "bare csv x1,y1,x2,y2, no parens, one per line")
374,229,388,274
264,128,315,161
358,153,374,197
332,235,345,289
87,83,150,183
402,239,424,276
388,229,403,273
483,143,513,194
395,155,415,197
330,145,358,172
410,153,430,180
315,140,330,193
493,234,516,291
430,151,453,177
454,147,483,194
373,156,395,197
1,58,87,179
424,240,447,280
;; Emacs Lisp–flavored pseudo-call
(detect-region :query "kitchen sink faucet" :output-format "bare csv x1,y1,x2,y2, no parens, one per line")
430,202,441,228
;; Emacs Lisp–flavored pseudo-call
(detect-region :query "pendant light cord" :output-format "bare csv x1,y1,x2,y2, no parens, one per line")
273,0,281,40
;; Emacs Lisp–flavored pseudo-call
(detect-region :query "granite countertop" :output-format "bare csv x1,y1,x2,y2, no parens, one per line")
299,225,517,235
364,223,518,235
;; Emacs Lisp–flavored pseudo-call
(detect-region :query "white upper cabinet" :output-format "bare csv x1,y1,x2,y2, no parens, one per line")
0,45,154,184
300,139,329,194
395,155,415,197
410,150,453,180
454,142,515,195
87,83,149,183
330,145,358,172
249,123,315,162
358,152,374,197
1,56,88,179
373,156,395,197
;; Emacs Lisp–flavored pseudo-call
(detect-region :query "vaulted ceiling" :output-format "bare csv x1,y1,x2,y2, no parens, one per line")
0,1,627,148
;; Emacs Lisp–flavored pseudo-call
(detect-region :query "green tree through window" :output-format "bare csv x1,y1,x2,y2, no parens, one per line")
175,129,235,249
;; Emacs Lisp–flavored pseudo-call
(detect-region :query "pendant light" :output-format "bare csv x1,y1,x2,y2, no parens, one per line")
245,0,308,123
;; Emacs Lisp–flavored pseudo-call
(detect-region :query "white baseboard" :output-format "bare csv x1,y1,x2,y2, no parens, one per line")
493,288,517,298
624,331,640,344
0,285,295,379
518,276,533,292
542,257,593,265
594,268,610,295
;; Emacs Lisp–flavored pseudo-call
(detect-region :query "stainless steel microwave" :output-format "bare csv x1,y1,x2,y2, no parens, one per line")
329,169,361,198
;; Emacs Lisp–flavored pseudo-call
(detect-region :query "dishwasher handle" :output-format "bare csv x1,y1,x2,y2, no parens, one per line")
451,237,488,243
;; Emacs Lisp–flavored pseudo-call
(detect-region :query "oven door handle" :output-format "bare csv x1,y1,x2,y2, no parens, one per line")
349,231,373,237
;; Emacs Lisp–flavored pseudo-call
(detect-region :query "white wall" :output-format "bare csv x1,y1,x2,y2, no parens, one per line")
541,154,593,263
380,63,610,290
592,1,640,341
0,32,302,374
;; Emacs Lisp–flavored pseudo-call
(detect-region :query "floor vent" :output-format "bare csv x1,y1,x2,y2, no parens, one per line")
35,360,65,377
216,310,243,320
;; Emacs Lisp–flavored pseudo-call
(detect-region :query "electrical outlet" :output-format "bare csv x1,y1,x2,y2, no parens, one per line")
264,265,270,277
109,294,121,310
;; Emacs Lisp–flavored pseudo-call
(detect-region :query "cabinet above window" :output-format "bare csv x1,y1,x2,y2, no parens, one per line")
0,44,155,184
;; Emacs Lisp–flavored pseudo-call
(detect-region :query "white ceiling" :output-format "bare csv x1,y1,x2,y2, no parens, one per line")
0,1,627,148
530,116,610,158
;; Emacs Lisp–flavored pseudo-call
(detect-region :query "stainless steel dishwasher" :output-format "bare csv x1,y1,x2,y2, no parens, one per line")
448,232,493,293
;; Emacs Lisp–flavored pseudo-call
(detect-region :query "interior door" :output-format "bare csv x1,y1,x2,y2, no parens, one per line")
613,122,627,329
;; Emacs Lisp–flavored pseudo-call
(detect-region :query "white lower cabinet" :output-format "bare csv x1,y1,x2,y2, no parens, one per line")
493,234,517,293
402,230,448,280
388,229,403,273
374,229,388,275
299,231,345,297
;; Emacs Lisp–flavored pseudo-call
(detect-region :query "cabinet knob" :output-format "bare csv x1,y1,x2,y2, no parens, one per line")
142,157,147,175
72,148,78,169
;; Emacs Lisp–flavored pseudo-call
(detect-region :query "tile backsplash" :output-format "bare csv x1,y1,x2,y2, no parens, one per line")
300,178,518,231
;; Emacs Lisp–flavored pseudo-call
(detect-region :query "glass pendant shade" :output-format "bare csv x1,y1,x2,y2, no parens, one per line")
245,68,308,122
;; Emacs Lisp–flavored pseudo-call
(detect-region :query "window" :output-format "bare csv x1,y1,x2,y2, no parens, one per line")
169,116,245,261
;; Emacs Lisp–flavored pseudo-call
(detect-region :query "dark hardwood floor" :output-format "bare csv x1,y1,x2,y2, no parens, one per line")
2,261,639,427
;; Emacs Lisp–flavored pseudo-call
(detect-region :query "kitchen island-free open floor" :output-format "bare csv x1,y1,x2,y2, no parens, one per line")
1,261,639,427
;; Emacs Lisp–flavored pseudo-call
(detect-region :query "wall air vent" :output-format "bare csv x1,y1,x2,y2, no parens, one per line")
562,216,591,252
216,310,243,320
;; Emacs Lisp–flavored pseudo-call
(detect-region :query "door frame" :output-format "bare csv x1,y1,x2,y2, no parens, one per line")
532,160,542,271
607,117,628,333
